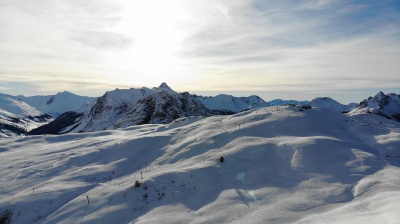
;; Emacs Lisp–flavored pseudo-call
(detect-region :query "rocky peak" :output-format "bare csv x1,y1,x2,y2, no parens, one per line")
350,91,400,121
156,82,176,94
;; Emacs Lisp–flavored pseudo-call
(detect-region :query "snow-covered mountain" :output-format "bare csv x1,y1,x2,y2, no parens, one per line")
0,93,52,137
194,94,269,114
31,83,212,134
27,84,368,135
73,87,158,132
309,97,357,112
194,95,356,114
17,91,97,118
349,92,400,121
1,106,399,223
113,91,212,129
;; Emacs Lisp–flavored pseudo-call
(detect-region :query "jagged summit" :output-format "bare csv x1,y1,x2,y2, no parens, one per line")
374,91,386,98
159,82,170,89
154,82,176,94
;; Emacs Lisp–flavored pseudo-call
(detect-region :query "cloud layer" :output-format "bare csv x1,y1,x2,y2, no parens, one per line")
0,0,399,102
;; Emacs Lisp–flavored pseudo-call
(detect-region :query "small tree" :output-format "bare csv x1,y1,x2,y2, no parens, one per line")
220,156,224,163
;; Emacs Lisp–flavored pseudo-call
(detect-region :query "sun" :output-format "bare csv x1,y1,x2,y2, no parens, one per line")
104,0,191,87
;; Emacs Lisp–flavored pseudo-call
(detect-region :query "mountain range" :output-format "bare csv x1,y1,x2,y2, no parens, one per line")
0,84,400,223
0,83,399,137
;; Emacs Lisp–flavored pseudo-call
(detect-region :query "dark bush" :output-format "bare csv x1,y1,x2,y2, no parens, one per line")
301,105,312,109
134,180,141,188
0,209,12,224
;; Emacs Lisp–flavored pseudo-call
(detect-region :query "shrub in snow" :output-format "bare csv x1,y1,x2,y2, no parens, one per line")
134,180,141,188
220,156,224,163
0,209,12,224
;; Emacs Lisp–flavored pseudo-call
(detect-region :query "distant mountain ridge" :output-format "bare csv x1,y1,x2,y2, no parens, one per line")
17,91,97,117
0,93,52,137
2,84,398,137
194,94,269,114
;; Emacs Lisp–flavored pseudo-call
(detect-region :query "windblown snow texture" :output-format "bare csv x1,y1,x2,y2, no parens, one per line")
1,106,399,223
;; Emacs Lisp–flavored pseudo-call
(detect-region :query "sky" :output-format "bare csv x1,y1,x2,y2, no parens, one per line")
0,0,399,103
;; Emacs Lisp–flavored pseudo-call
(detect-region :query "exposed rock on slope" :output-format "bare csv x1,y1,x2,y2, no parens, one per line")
28,111,84,135
74,86,160,132
113,91,212,128
31,83,213,134
350,92,400,121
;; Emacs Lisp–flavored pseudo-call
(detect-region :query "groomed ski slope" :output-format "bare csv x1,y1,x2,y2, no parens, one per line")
1,106,399,223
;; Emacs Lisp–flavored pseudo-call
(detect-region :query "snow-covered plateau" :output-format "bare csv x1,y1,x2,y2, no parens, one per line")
1,106,399,223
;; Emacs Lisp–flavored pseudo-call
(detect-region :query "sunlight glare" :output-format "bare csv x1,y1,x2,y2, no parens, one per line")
107,0,190,86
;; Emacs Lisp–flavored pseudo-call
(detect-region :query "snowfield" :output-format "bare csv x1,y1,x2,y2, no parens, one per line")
1,106,399,223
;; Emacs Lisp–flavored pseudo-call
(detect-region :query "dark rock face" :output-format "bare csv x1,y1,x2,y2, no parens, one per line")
0,123,27,135
113,91,213,128
27,114,53,122
28,111,84,135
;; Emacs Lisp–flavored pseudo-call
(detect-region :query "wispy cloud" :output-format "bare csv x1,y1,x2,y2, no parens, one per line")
0,0,398,101
177,0,400,93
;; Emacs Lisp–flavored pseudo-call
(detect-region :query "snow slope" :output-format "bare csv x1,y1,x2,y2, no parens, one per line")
0,94,44,117
0,94,52,137
17,91,97,118
1,106,399,223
